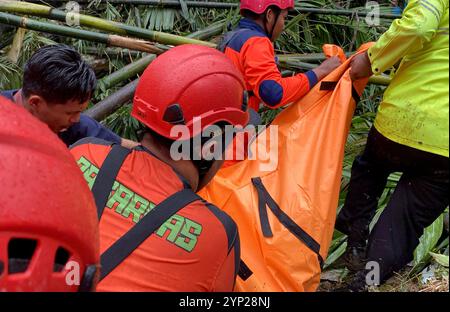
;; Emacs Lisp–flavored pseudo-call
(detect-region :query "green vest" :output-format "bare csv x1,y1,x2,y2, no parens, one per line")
369,0,449,157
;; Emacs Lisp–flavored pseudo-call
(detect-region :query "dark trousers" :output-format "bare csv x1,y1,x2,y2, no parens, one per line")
336,127,449,282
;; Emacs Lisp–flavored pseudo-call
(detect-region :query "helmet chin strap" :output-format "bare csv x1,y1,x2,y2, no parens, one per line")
264,9,281,41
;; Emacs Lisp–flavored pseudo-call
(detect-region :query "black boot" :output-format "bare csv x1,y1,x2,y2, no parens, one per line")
342,245,368,272
346,270,369,292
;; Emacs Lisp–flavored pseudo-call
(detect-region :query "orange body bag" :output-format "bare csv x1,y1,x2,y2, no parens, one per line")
199,44,372,291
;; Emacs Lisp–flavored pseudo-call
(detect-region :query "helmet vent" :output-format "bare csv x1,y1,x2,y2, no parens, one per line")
54,247,70,272
163,104,185,125
8,238,37,274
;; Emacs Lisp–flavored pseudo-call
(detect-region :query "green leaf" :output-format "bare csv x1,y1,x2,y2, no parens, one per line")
414,214,444,266
179,0,192,24
155,10,163,31
162,9,176,31
429,252,449,267
324,241,347,269
0,55,20,87
142,9,152,29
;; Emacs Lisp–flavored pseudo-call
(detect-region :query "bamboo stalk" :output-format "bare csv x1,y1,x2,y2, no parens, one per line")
277,52,354,63
109,34,164,54
6,27,26,63
187,21,226,40
98,54,155,90
280,60,316,70
86,79,139,121
0,12,166,54
0,12,110,43
0,1,216,47
188,14,241,41
25,0,402,19
84,47,142,58
368,75,391,86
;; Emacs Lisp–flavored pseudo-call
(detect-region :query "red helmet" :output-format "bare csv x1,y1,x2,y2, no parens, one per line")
240,0,295,14
0,96,99,292
132,44,249,139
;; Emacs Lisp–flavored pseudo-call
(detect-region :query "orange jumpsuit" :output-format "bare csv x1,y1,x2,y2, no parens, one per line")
70,138,240,291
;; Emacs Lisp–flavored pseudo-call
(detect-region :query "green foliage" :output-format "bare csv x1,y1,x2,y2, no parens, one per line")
415,215,445,267
430,252,449,268
102,103,144,141
1,29,57,89
0,55,21,89
18,30,57,65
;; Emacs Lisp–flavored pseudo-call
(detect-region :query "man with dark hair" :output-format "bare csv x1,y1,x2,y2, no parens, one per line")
218,0,341,112
1,44,135,147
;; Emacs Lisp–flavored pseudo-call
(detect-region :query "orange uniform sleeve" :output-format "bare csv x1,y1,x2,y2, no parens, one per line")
211,231,240,292
241,37,318,109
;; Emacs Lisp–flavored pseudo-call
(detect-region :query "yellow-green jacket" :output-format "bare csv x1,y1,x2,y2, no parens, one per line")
368,0,449,157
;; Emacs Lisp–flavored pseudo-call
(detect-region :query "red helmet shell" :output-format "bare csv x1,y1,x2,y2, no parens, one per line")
0,96,99,292
240,0,295,14
132,44,249,139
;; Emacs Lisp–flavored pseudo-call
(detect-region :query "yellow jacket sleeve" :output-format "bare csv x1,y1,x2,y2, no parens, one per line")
368,0,449,74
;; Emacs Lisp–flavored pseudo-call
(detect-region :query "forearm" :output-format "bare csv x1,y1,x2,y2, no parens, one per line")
271,71,317,108
369,0,444,74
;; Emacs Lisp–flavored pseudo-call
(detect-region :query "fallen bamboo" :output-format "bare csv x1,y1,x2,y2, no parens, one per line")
187,21,227,40
277,52,354,63
0,12,165,54
0,1,398,51
86,79,139,121
98,54,155,90
0,1,216,47
25,0,402,19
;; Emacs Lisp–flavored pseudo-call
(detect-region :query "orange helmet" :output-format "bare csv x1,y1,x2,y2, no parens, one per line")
0,96,99,292
131,44,249,139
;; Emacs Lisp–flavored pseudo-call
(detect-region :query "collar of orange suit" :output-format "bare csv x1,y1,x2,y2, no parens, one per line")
238,18,269,38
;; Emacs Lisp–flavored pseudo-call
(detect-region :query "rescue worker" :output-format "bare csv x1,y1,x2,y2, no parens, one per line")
219,0,342,112
336,0,449,290
69,45,247,291
0,95,99,292
0,44,136,148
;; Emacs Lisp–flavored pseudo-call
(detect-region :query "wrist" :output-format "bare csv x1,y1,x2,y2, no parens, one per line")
365,51,375,75
312,67,326,81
